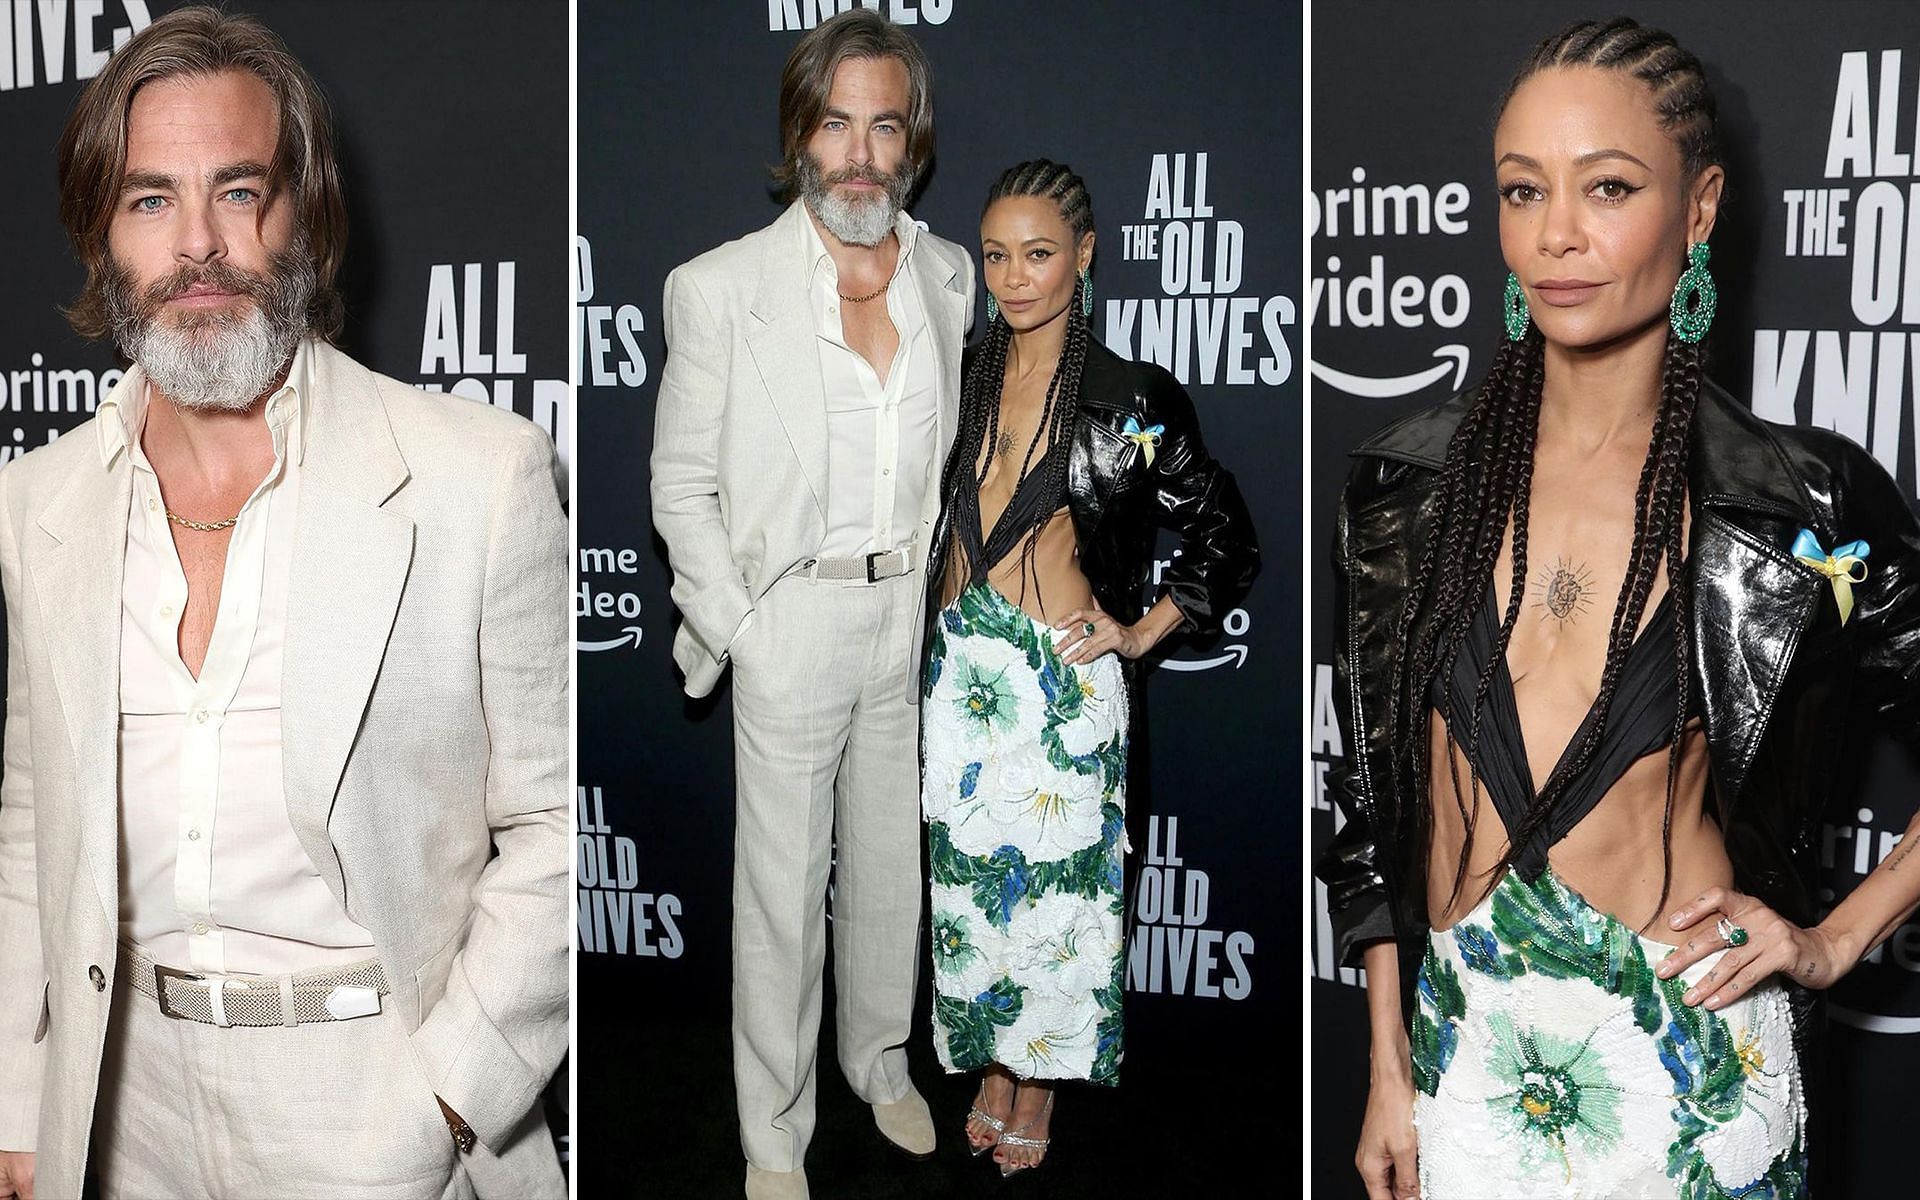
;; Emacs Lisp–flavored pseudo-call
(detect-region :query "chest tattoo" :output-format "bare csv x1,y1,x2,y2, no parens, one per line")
1531,556,1596,627
994,427,1018,460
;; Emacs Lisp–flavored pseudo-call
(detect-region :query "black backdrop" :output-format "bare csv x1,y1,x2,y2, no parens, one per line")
0,0,571,1166
577,1,1295,1192
1308,3,1920,1197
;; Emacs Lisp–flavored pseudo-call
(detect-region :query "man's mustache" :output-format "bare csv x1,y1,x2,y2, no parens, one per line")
140,262,273,311
824,164,892,188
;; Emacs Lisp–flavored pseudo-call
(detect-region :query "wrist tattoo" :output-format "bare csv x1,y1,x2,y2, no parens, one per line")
1531,557,1596,627
1888,835,1915,872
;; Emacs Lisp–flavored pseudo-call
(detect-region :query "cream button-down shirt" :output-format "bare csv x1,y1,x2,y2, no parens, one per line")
802,206,940,560
102,343,376,976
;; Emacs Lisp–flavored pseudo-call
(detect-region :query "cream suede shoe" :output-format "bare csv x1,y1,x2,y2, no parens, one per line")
871,1085,937,1159
744,1163,809,1200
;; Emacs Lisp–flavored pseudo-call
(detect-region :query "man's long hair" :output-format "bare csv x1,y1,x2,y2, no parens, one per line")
57,5,347,342
1388,18,1721,933
772,8,934,202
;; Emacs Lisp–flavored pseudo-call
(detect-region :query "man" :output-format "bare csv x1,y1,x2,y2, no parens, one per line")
650,10,971,1199
0,9,568,1199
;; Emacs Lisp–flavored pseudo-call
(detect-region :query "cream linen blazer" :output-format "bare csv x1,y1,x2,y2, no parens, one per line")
650,200,974,699
0,340,569,1199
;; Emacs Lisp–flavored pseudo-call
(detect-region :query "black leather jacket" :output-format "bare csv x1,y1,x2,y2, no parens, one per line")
924,336,1259,674
1315,379,1920,1041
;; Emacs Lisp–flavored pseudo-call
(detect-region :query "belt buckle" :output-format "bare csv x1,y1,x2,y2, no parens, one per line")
865,551,886,582
152,963,204,1020
865,549,903,582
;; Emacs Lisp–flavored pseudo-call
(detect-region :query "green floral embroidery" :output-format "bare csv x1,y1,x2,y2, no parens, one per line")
1426,870,1806,1197
1484,1010,1625,1159
1491,872,1663,1035
926,581,1128,1086
930,802,1125,927
1411,942,1465,1097
1091,953,1125,1085
936,977,1025,1072
955,659,1020,732
933,912,980,974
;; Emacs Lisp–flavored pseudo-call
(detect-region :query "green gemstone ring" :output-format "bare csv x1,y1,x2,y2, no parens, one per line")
1717,917,1749,948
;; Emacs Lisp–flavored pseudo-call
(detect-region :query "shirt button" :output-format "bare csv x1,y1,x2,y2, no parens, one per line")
147,498,158,512
187,829,201,841
192,922,210,935
160,605,175,619
89,965,106,991
194,710,209,724
882,468,892,476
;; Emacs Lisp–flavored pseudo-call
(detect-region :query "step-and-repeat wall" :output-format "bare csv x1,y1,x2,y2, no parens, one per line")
0,0,570,1159
579,0,1294,1155
1309,3,1920,1196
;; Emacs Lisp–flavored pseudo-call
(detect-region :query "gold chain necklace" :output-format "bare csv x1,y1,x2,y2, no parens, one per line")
838,278,890,304
165,509,241,533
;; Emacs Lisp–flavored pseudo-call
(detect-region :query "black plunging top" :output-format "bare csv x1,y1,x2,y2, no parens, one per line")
951,437,1072,586
1429,588,1697,880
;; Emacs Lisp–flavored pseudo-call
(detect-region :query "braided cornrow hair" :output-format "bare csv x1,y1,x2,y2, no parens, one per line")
1390,17,1718,934
942,159,1096,613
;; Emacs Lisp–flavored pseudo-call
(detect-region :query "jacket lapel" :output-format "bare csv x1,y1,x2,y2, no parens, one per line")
29,446,132,924
745,202,830,518
280,343,415,906
911,235,966,465
1687,385,1826,801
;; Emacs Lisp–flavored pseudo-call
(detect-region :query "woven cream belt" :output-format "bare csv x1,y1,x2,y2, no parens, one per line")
121,943,390,1028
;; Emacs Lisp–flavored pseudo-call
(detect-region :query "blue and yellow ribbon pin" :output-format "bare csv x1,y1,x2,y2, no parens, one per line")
1123,417,1165,466
1792,528,1870,625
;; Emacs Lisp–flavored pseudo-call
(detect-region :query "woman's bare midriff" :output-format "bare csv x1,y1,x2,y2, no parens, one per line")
941,505,1096,624
1425,705,1730,947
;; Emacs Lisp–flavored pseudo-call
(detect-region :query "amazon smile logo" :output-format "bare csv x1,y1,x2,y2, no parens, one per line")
1154,601,1253,672
1310,344,1470,399
577,546,646,653
1160,645,1249,672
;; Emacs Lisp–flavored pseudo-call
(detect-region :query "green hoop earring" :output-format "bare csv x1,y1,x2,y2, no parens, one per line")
1669,241,1716,343
1502,272,1530,342
1079,269,1093,319
986,293,999,324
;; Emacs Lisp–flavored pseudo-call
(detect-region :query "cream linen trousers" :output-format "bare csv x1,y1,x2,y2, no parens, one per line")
727,566,924,1172
89,972,477,1199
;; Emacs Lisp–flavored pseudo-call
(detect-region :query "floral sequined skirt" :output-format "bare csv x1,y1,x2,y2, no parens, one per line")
1413,867,1807,1199
920,582,1129,1085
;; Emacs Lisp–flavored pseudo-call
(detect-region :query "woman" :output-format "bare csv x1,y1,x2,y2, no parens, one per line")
919,160,1257,1176
1317,18,1920,1200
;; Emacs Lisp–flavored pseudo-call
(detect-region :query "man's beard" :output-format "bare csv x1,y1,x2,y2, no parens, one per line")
796,151,915,248
104,242,316,412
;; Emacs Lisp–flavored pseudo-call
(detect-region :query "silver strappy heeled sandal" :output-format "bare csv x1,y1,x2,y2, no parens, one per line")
995,1088,1054,1178
965,1080,1008,1158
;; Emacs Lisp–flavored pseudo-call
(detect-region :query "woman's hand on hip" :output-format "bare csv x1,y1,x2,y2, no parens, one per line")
1357,1073,1421,1200
1054,606,1147,664
1657,885,1857,1007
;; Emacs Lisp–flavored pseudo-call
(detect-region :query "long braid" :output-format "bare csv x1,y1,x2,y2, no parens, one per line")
1012,283,1090,612
1389,335,1524,901
942,316,1011,586
945,159,1096,611
1389,17,1719,929
1446,339,1543,910
1651,338,1701,929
